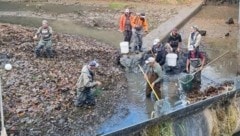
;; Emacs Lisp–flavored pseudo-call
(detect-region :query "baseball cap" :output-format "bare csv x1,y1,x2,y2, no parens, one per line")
88,60,99,67
140,13,145,18
145,57,155,64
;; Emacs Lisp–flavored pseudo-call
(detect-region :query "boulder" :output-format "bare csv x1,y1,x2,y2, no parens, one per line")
226,17,234,24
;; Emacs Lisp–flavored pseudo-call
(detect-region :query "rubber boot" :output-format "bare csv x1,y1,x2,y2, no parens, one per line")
46,48,53,58
35,49,41,58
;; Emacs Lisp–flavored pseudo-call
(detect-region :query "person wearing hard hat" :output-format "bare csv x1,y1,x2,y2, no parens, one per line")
131,12,149,52
166,28,182,53
74,60,102,107
151,38,161,54
33,20,53,58
144,57,162,99
119,8,134,45
186,45,205,84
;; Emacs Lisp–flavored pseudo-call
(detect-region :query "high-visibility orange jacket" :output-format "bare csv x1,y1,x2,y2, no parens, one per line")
131,16,148,32
119,14,134,32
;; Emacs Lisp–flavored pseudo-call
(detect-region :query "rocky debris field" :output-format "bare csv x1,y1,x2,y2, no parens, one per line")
187,81,234,103
0,23,127,136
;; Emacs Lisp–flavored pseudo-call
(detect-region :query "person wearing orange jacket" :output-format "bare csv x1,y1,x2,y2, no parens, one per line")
131,12,148,52
119,8,134,44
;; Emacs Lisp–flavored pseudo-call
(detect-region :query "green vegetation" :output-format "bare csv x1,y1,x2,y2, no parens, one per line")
142,121,174,136
108,2,127,10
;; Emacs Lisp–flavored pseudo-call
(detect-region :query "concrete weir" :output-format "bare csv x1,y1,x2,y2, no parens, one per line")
103,90,240,136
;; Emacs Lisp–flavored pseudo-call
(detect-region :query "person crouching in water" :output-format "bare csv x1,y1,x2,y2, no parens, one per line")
74,61,102,107
144,57,163,99
186,46,205,84
33,20,53,58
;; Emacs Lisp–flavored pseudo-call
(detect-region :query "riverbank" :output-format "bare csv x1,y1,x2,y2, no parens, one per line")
0,23,127,136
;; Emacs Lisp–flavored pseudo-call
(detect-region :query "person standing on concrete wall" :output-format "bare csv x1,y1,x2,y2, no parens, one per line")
74,61,102,107
144,57,162,99
166,28,182,53
33,20,53,58
131,12,148,52
119,8,134,45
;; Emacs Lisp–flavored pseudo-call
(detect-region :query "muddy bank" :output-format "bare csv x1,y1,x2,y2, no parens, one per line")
0,23,127,135
0,1,180,31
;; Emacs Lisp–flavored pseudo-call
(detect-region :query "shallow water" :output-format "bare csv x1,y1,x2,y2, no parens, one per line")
97,4,239,134
0,16,122,47
0,2,239,135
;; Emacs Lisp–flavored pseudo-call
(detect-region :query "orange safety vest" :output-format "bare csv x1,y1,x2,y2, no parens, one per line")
131,16,148,32
119,14,134,32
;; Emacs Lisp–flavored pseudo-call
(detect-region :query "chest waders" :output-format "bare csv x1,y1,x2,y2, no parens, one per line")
145,68,162,99
35,27,53,58
190,59,201,84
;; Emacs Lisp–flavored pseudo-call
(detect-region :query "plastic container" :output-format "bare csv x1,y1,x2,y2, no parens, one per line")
120,42,129,54
166,53,178,66
179,74,194,92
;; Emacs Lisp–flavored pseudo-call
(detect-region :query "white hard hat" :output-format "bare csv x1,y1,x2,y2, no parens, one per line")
188,45,194,51
42,20,48,25
125,8,130,13
145,57,155,64
153,39,160,45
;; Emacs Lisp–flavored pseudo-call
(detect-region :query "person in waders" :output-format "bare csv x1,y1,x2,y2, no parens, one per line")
74,61,102,107
119,8,134,46
144,57,163,99
131,12,148,52
186,46,205,84
33,20,53,58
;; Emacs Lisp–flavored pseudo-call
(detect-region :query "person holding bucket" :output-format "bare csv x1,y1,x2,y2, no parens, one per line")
144,57,163,99
186,46,206,84
119,8,134,45
166,28,182,53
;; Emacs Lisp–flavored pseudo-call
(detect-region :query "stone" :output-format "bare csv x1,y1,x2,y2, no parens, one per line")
226,17,234,24
199,30,207,36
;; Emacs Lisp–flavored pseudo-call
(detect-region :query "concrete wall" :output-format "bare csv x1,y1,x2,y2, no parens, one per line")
103,90,240,136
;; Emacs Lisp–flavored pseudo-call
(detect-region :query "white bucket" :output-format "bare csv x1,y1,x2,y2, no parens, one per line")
166,53,178,66
120,42,129,54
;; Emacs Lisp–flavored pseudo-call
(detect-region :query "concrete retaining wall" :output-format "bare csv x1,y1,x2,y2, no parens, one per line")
142,1,203,50
103,90,240,136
